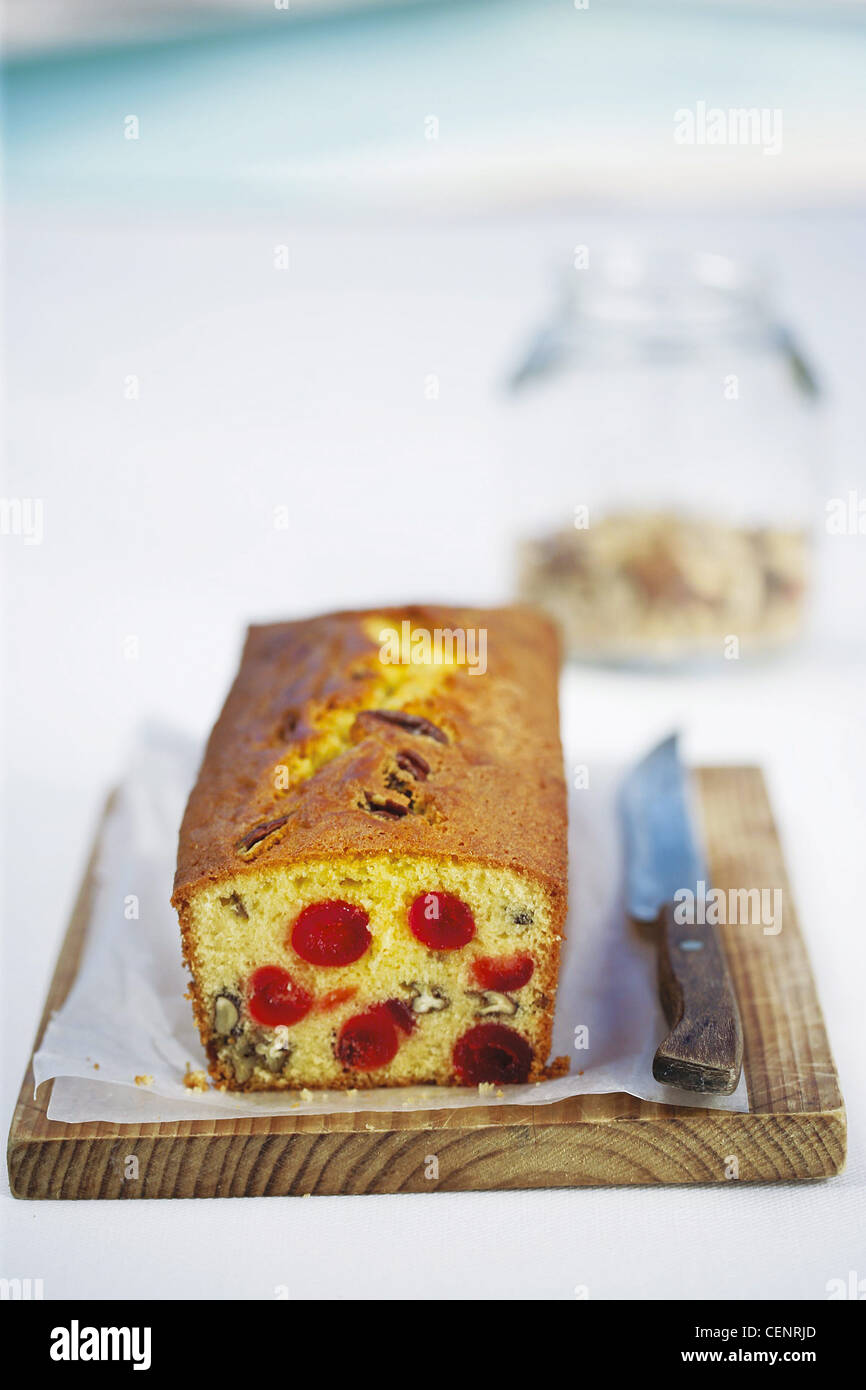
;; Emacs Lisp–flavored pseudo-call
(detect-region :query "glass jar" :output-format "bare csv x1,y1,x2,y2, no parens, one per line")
505,249,822,665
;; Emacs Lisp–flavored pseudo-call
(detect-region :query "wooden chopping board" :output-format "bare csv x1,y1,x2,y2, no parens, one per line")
7,767,845,1198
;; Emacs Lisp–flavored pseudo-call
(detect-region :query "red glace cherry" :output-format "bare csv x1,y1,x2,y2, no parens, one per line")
247,965,313,1027
290,900,371,967
382,998,416,1035
453,1023,533,1085
471,953,534,992
408,891,475,950
336,1005,403,1071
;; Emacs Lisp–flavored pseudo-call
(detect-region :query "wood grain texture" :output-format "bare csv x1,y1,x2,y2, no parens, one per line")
7,769,846,1198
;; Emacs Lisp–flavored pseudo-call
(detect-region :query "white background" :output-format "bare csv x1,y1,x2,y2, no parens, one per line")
2,0,866,1300
2,206,865,1299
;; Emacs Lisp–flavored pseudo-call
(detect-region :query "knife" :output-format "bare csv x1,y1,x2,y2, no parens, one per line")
620,734,744,1096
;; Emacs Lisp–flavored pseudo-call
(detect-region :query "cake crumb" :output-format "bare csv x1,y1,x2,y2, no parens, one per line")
299,1088,314,1103
93,1063,100,1071
346,1089,358,1098
134,1074,153,1087
544,1055,571,1080
477,1082,496,1097
183,1065,209,1092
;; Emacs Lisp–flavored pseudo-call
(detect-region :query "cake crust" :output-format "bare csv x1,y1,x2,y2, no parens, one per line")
174,604,566,899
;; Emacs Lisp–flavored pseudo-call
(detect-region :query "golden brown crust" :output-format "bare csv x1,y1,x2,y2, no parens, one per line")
173,604,567,905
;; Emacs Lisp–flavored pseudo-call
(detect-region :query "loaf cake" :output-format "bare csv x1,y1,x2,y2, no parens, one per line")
172,605,568,1090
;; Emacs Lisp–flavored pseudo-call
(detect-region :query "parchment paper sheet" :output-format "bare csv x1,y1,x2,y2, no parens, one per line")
34,726,749,1121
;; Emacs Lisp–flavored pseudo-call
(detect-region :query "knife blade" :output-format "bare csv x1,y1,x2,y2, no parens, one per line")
621,734,743,1096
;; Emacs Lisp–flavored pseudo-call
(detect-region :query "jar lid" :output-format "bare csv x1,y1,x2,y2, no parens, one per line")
508,248,816,391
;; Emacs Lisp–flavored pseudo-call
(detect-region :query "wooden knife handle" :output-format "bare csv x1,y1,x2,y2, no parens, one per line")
652,901,744,1096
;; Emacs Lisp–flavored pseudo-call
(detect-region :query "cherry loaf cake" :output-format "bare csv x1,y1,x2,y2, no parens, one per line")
172,605,568,1090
